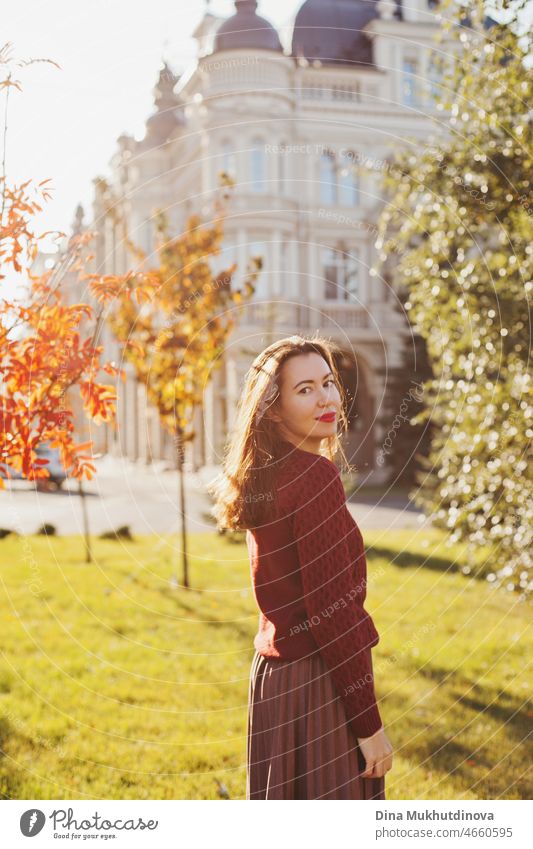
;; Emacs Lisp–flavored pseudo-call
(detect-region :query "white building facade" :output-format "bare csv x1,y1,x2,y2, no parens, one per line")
90,0,450,480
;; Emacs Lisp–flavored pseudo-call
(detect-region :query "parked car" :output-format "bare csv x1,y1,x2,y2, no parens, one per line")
34,443,70,491
0,443,71,490
0,462,23,481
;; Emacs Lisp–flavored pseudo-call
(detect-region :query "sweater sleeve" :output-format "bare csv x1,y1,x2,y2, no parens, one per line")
291,457,383,739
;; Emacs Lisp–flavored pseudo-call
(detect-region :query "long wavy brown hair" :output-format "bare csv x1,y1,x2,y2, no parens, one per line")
207,334,355,531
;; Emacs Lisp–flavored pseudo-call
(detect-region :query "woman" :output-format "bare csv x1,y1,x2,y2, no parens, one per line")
208,334,393,799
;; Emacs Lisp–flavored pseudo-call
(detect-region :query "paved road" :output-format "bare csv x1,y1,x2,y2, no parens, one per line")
0,456,429,536
346,493,430,531
1,457,216,537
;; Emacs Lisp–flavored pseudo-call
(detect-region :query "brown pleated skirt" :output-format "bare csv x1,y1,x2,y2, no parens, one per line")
246,649,386,800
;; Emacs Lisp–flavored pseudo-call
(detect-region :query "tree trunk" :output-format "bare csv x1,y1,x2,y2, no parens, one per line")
176,426,189,589
78,478,92,564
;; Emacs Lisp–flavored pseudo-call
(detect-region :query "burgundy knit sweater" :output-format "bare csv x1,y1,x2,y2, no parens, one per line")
246,440,383,740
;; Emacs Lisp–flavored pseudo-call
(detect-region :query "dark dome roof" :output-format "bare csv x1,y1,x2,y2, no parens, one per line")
213,0,282,53
292,0,381,67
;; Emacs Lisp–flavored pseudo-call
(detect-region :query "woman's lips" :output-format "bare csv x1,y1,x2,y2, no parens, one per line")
316,412,336,422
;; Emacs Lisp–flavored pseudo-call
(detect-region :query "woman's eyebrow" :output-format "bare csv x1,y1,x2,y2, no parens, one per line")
293,371,334,389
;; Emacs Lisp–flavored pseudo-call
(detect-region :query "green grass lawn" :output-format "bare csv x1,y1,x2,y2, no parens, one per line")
0,528,530,800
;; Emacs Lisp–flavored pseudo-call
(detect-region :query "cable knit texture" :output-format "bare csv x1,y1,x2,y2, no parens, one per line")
246,441,383,740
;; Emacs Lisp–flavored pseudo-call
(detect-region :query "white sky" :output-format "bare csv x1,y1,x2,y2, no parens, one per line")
2,0,532,258
2,1,301,254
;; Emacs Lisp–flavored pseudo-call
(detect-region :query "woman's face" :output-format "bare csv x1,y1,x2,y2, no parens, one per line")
269,352,342,454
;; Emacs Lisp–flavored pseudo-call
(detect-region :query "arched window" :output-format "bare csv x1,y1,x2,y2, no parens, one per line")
319,149,336,204
427,53,442,105
402,56,420,106
322,245,359,301
280,239,289,294
250,137,266,192
142,217,154,257
280,240,289,271
220,139,236,179
212,236,236,277
247,239,268,298
279,141,287,195
339,150,359,206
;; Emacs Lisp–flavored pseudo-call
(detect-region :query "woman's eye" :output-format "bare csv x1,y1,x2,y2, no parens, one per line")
299,379,336,395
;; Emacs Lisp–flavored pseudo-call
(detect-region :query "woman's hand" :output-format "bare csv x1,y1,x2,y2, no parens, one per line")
357,726,394,779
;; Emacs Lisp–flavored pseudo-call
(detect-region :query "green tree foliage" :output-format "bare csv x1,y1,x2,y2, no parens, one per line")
375,0,532,596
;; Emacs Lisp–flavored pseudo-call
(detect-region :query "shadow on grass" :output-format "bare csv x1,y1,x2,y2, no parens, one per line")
416,663,532,743
367,546,489,581
153,585,253,642
385,664,532,799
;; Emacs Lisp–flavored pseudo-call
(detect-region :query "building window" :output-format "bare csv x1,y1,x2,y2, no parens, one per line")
319,150,337,204
338,150,359,206
250,137,267,192
220,139,236,180
247,240,268,298
142,218,154,257
322,246,360,301
280,240,289,272
277,239,289,297
279,141,287,195
427,53,442,105
402,57,420,106
212,237,236,278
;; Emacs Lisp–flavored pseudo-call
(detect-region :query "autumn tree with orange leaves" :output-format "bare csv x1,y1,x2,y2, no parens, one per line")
106,204,260,588
0,43,160,491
